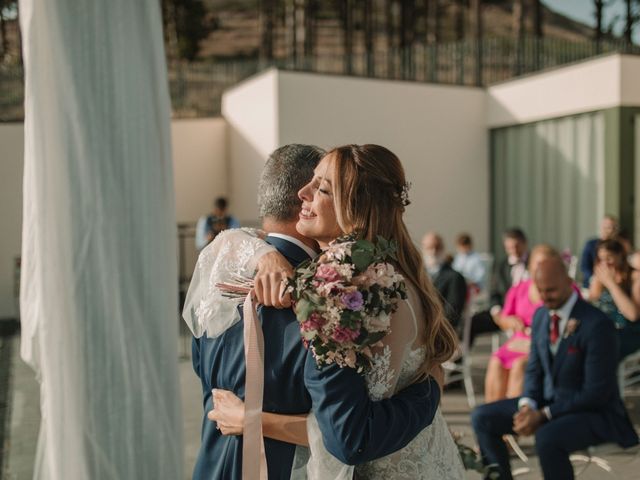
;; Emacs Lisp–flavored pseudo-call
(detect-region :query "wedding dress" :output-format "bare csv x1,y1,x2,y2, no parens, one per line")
183,229,465,479
302,284,465,480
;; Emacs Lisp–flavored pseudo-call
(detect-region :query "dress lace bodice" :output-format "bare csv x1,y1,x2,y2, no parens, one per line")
356,294,465,480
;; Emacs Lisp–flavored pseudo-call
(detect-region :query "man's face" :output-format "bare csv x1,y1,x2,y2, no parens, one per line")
503,237,526,260
535,271,572,310
600,218,618,240
422,234,444,269
422,234,441,257
456,243,471,254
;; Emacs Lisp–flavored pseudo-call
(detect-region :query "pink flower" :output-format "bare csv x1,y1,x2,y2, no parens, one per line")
315,264,342,283
332,325,360,343
301,313,325,332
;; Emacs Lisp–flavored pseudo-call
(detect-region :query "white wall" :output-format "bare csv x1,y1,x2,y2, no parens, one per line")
488,54,624,127
0,123,24,319
222,69,279,225
276,70,489,251
621,55,640,106
172,118,227,223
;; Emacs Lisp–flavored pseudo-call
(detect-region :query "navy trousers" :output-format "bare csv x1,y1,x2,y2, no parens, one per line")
471,398,606,480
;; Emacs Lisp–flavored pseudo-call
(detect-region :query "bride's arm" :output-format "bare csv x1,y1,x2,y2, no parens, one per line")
208,389,309,446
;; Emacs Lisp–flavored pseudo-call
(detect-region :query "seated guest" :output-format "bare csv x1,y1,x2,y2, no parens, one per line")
472,255,639,480
469,227,529,346
452,232,487,290
580,214,618,288
422,232,467,331
195,197,241,250
484,245,557,402
589,238,640,361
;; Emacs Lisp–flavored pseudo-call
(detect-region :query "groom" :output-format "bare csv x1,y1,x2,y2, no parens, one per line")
472,255,638,480
190,144,443,479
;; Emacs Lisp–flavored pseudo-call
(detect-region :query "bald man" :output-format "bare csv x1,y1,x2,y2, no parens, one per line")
472,255,638,480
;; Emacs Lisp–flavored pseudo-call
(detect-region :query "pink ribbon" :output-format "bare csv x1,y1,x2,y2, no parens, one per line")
242,291,268,480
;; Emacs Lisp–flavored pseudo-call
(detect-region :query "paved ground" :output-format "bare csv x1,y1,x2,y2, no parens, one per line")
2,331,640,479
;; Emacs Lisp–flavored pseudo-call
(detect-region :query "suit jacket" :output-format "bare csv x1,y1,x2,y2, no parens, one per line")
524,297,638,448
192,235,442,479
431,264,467,329
580,237,599,288
490,256,516,307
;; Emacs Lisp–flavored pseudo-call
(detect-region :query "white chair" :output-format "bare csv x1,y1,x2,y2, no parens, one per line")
443,295,477,408
618,349,640,398
570,442,640,476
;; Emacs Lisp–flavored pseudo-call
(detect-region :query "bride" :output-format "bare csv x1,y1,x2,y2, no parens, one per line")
211,144,465,479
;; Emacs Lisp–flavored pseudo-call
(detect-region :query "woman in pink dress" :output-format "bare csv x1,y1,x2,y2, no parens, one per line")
483,244,556,402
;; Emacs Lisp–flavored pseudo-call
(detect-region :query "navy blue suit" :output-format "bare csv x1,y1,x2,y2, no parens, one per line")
192,235,441,479
472,297,638,480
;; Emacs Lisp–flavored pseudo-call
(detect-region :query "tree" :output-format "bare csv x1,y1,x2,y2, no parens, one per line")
470,0,483,85
362,0,375,75
260,0,277,62
400,0,416,79
161,0,209,61
340,0,354,74
0,0,18,63
623,0,640,45
532,0,543,69
304,0,318,59
513,0,525,75
594,0,607,53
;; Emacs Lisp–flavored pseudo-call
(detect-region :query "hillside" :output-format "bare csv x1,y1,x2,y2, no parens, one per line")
196,0,599,60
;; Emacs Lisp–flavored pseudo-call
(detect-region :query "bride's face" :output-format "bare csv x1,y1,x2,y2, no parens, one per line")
297,154,343,248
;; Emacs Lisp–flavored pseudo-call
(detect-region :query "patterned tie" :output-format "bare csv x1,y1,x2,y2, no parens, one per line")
550,313,561,344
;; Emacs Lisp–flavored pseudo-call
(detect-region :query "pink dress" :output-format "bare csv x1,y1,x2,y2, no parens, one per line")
492,279,540,370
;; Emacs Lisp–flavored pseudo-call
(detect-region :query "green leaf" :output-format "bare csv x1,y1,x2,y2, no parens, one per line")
294,298,314,322
352,249,373,271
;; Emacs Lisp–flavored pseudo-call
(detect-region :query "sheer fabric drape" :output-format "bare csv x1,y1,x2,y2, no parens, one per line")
19,1,183,478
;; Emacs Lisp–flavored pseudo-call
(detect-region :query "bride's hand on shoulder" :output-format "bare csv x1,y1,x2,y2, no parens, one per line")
208,389,245,436
255,251,293,308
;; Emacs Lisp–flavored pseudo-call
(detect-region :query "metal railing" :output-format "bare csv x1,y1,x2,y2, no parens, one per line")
2,36,639,121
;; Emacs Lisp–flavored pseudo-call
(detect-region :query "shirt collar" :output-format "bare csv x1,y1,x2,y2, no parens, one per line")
267,233,318,259
551,290,578,321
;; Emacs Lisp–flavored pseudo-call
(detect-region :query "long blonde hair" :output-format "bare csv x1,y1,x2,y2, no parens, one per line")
327,144,458,374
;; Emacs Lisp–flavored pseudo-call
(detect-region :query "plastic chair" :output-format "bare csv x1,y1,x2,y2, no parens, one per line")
618,349,640,398
570,443,640,476
443,294,477,408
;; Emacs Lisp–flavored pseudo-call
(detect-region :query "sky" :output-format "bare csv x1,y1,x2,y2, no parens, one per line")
544,0,640,43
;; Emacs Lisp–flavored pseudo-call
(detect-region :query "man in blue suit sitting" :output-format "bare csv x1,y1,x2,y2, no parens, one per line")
190,144,442,479
472,254,638,480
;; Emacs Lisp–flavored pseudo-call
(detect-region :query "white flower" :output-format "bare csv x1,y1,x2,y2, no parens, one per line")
364,311,391,331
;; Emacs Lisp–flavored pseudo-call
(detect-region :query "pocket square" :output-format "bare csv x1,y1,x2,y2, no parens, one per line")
567,346,581,354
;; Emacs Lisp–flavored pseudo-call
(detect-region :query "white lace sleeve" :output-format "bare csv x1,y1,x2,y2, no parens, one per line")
181,228,276,338
365,285,420,400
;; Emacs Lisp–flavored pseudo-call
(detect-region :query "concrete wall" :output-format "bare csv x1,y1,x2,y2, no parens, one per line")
488,54,640,128
0,123,24,319
0,119,228,319
488,54,626,128
222,69,279,225
172,118,227,224
275,70,490,251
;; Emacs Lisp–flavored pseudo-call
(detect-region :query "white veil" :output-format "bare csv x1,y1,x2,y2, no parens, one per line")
19,1,183,478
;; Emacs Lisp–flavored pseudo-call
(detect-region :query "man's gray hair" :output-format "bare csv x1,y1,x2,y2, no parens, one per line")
258,144,325,221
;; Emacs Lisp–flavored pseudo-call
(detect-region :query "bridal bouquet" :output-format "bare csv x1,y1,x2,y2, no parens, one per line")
288,235,407,373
